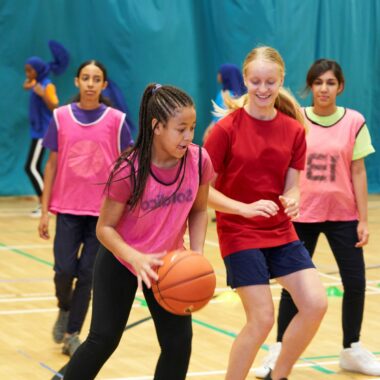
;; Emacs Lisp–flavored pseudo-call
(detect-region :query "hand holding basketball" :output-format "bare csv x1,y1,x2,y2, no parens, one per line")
129,251,165,289
152,250,216,315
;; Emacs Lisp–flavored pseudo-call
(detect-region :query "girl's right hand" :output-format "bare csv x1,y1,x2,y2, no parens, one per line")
23,79,36,90
129,251,165,289
238,199,279,219
38,213,50,240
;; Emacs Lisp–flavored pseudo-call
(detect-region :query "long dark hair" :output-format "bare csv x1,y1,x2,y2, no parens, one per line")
302,58,345,96
72,60,113,106
107,83,194,210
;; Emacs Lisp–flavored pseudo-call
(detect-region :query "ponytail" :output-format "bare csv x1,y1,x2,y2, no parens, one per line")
212,45,307,131
275,87,307,130
211,92,248,119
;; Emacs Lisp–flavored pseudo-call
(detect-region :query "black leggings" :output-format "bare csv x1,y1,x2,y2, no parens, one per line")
24,138,45,197
64,246,192,380
277,221,365,348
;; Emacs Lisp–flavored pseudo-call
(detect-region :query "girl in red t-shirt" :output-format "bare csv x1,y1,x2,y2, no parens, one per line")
204,46,327,380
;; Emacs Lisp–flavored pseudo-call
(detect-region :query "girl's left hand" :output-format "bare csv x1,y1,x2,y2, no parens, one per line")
279,195,299,220
355,221,369,247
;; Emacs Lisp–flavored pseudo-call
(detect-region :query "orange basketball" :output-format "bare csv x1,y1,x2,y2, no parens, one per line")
152,250,216,316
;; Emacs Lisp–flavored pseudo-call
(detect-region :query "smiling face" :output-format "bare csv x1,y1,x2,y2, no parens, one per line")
311,70,343,114
75,63,108,105
244,59,283,115
153,106,196,163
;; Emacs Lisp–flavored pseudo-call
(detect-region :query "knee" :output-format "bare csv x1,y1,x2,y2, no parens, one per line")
259,313,275,335
76,269,94,288
54,259,76,277
160,328,192,359
303,295,328,322
343,278,366,295
87,330,122,355
54,271,74,285
248,311,275,337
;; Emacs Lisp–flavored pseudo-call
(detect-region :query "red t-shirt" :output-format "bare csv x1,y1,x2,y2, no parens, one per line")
204,108,306,257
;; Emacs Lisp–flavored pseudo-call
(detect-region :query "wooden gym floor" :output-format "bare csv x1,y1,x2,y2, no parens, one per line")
0,196,379,379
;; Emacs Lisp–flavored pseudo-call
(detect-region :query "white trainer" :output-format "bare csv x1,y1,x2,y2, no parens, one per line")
340,342,380,376
253,342,282,378
29,204,42,218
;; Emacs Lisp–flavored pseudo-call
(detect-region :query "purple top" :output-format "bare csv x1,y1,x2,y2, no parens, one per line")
43,103,133,151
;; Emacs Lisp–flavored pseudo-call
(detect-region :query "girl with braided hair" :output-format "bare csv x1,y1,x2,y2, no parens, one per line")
64,83,214,380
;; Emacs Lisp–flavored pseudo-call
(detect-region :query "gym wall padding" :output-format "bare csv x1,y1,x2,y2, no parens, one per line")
0,0,379,195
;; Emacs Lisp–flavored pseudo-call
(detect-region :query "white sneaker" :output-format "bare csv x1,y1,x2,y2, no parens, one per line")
340,342,380,376
253,342,282,378
29,205,41,218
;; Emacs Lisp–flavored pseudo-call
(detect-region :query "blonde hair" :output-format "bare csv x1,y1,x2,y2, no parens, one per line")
215,46,306,129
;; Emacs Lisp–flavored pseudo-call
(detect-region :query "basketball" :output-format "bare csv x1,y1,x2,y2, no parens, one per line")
152,250,216,316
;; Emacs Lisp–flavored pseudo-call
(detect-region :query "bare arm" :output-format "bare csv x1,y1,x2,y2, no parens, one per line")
96,198,164,288
33,83,59,111
188,183,209,253
279,167,300,220
208,179,278,219
351,158,369,247
38,152,57,239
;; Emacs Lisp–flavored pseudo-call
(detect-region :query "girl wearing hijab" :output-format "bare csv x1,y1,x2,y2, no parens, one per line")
203,63,246,143
23,40,69,216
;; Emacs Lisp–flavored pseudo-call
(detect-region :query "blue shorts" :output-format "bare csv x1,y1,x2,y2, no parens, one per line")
223,241,315,288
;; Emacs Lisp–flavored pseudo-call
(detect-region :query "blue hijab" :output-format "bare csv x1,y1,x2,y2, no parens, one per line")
26,40,69,81
219,63,246,97
25,41,69,138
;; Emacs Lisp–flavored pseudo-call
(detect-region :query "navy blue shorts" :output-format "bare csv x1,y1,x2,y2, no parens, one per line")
223,241,315,288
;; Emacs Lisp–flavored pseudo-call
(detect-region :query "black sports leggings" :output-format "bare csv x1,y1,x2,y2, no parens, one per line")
277,221,365,348
24,138,45,197
64,245,192,380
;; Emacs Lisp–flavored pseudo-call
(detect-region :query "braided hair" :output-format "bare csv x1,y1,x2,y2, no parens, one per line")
107,83,194,210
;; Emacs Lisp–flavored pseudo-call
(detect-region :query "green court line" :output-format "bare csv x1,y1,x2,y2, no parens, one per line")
192,317,238,338
3,242,343,375
0,243,53,267
135,297,335,374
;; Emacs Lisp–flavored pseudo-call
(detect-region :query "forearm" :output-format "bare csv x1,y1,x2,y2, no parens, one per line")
352,170,368,222
188,209,208,253
282,168,300,201
208,186,244,215
41,159,57,214
282,184,300,202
